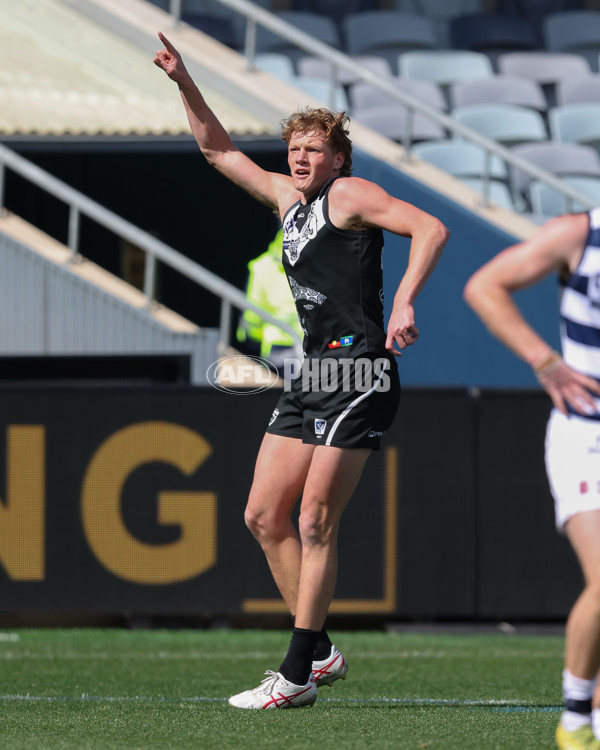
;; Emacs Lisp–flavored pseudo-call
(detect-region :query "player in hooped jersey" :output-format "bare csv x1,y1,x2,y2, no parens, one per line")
465,210,600,750
154,32,449,710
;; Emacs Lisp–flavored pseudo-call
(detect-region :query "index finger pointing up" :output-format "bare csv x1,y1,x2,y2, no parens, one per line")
158,30,175,51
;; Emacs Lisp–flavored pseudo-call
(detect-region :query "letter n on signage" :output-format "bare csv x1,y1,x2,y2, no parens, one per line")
0,426,45,580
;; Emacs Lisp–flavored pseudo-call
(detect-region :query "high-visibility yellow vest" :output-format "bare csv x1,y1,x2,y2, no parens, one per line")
236,229,302,358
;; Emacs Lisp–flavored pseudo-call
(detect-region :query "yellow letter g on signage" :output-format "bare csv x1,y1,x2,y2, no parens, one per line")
81,421,216,585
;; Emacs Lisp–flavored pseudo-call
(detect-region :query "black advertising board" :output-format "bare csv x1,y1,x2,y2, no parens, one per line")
0,386,582,620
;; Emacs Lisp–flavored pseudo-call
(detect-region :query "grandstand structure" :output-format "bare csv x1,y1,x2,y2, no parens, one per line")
1,0,600,384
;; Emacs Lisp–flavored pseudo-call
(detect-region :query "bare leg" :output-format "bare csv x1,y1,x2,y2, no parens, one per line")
294,445,372,631
564,510,600,681
244,433,315,613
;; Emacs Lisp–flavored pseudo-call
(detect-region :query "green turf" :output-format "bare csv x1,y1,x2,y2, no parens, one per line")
0,628,565,749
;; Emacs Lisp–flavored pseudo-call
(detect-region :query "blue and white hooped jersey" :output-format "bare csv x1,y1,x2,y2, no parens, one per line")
560,207,600,417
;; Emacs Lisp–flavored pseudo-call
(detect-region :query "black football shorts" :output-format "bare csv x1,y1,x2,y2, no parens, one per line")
265,353,400,450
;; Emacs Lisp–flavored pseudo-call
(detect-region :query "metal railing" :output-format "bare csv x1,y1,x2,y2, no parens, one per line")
0,143,303,357
167,0,597,213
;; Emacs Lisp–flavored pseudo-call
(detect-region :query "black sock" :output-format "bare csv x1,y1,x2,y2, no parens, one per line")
279,627,320,685
313,627,333,661
291,617,333,661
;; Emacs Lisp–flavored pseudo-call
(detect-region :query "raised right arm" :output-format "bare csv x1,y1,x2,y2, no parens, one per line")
153,32,295,211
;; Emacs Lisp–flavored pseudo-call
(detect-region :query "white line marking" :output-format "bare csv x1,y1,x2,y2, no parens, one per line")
0,694,560,711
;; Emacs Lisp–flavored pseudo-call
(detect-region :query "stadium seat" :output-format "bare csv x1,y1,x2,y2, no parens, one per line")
543,11,600,72
182,13,241,49
291,0,379,31
449,13,541,70
399,51,494,87
510,141,600,199
549,103,600,152
451,76,547,113
353,104,446,144
460,178,517,210
412,139,508,181
254,11,342,71
496,0,584,32
297,55,393,86
289,76,350,112
452,103,548,147
556,74,600,106
529,175,600,217
389,0,487,46
497,51,591,107
254,53,296,80
342,12,439,75
391,0,485,10
350,78,447,113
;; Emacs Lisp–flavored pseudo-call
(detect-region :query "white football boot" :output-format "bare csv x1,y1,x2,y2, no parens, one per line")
312,645,349,688
228,670,317,709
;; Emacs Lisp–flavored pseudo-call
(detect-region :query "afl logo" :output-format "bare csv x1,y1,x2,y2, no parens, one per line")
207,356,278,395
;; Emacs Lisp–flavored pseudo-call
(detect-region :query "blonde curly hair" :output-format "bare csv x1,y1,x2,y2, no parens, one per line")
281,107,353,177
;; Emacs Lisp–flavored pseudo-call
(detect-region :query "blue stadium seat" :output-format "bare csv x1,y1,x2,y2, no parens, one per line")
451,76,547,113
452,103,548,146
343,12,439,75
556,74,600,105
529,175,600,217
353,105,446,144
460,178,517,210
254,53,296,80
413,139,508,181
543,11,600,72
399,50,494,87
549,103,600,153
289,76,350,113
350,78,447,113
510,141,600,199
297,55,393,86
497,51,591,107
255,11,342,71
450,13,541,70
389,0,487,46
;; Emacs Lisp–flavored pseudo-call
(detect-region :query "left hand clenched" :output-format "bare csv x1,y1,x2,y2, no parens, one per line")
386,323,419,356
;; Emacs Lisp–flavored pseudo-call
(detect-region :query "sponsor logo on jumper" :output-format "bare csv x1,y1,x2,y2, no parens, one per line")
206,356,278,395
328,335,353,349
314,419,327,437
282,357,391,393
580,481,589,494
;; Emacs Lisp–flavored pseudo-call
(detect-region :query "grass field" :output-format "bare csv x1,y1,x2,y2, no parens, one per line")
0,627,566,750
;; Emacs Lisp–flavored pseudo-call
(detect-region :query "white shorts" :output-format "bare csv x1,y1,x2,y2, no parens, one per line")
545,409,600,531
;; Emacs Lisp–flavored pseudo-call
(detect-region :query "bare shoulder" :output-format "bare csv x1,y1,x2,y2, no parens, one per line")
273,174,301,217
530,212,590,270
328,176,387,229
329,176,382,204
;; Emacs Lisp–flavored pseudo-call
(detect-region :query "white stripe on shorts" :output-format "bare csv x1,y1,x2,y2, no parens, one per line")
325,368,387,447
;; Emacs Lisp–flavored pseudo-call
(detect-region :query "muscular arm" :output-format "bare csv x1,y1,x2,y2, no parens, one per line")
153,32,295,211
464,213,600,415
329,177,449,355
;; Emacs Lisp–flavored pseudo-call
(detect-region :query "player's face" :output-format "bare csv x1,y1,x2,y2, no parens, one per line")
287,130,344,201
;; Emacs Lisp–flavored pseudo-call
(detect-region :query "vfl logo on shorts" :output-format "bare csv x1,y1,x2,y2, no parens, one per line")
368,431,384,438
269,408,280,427
314,419,327,438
